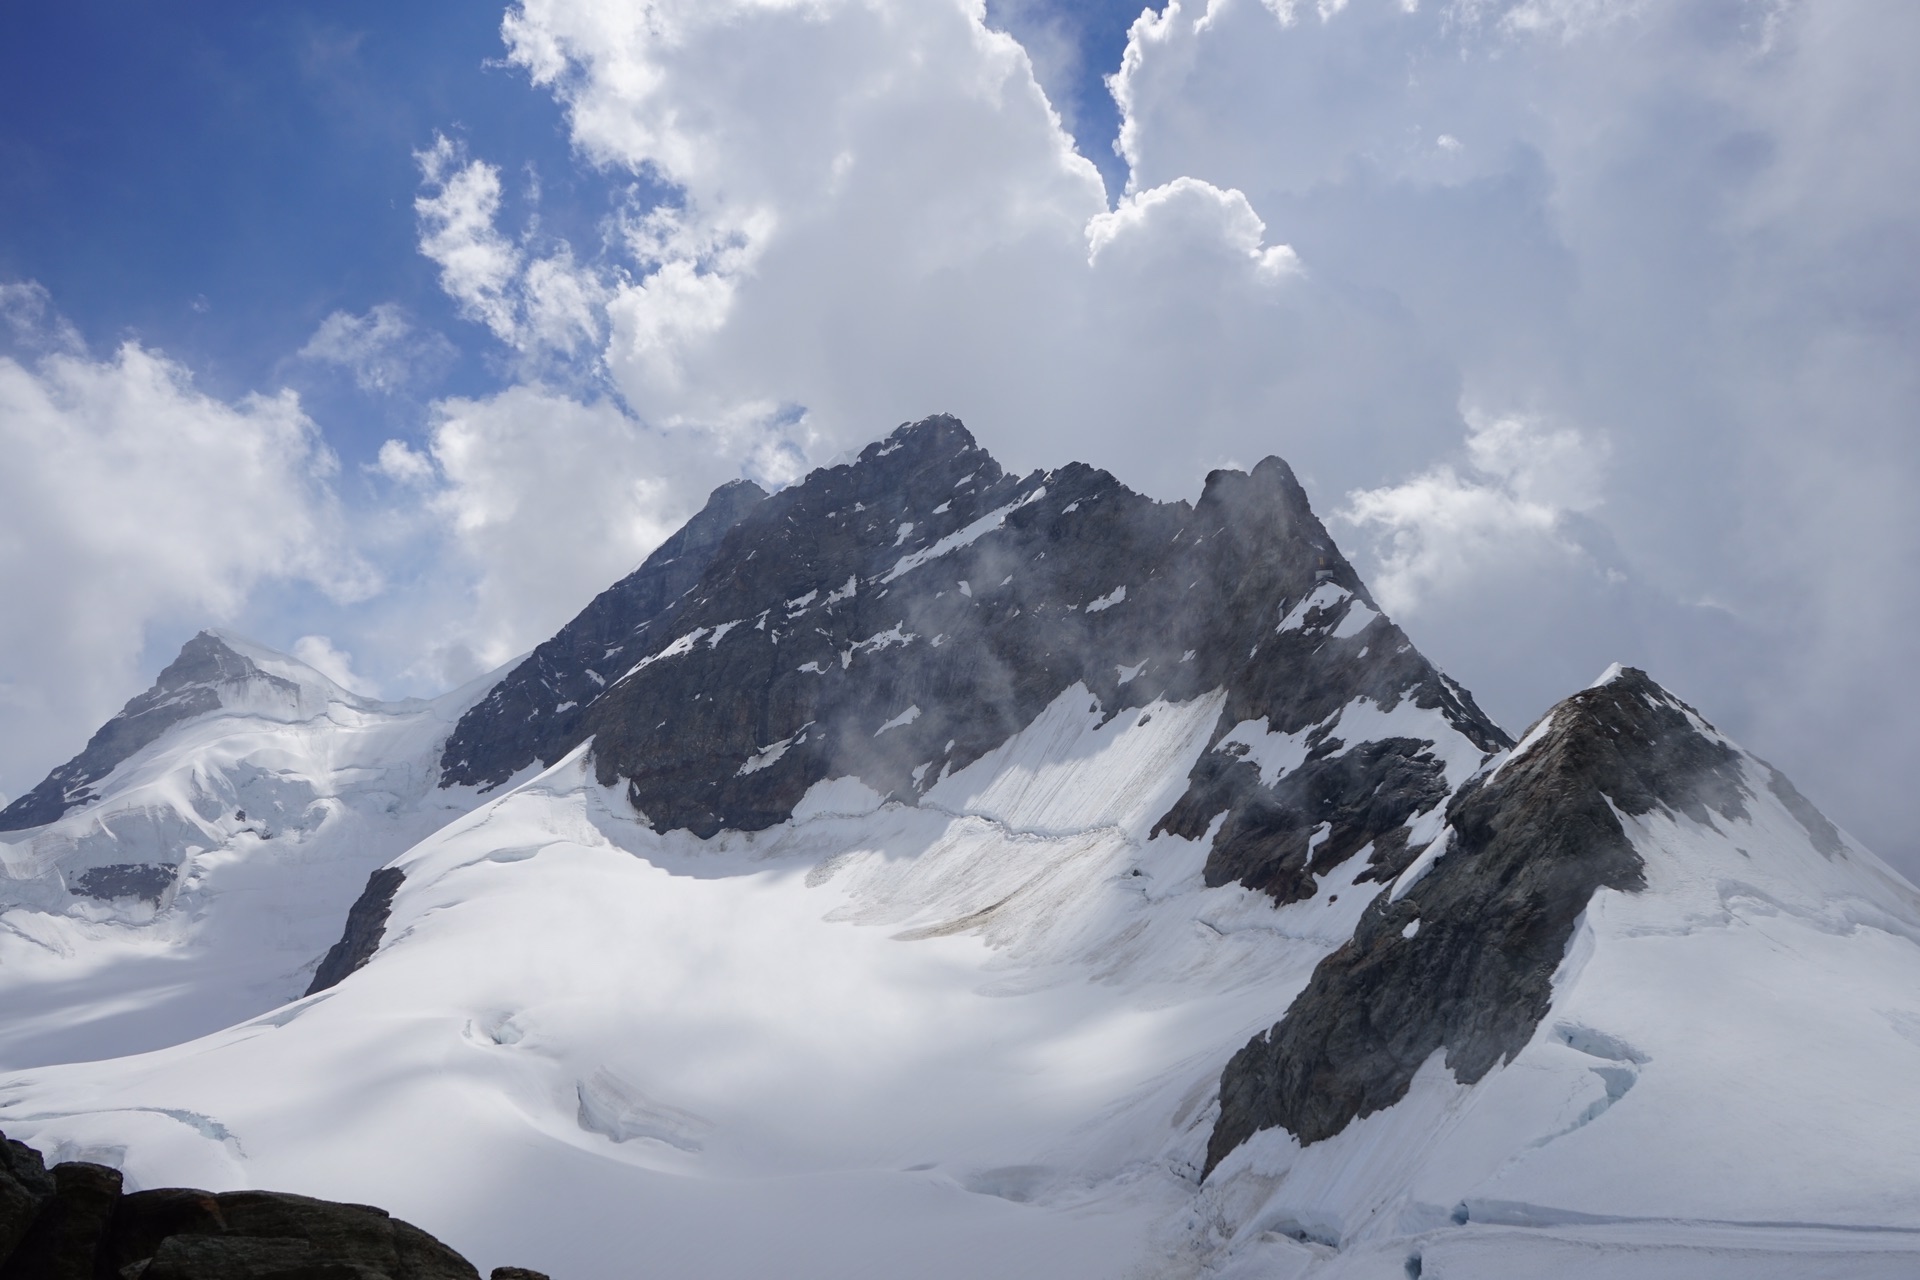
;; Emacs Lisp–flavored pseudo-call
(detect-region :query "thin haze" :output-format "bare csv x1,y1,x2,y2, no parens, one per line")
0,0,1914,874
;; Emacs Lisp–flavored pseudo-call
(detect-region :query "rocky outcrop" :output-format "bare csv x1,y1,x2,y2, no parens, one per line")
0,1137,52,1265
1204,669,1751,1174
306,867,406,996
1155,735,1457,905
0,632,299,833
440,477,769,792
433,416,1504,865
71,863,180,905
0,1130,546,1280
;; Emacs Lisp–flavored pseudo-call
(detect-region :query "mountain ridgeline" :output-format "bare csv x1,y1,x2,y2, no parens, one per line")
0,414,1904,1278
440,417,1507,890
1206,668,1754,1170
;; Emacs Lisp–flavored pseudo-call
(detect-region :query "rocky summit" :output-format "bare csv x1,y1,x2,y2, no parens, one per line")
3,417,1918,1280
445,415,1506,861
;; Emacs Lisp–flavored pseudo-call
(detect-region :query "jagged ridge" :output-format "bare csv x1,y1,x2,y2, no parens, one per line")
440,478,768,791
1205,667,1757,1172
437,415,1505,856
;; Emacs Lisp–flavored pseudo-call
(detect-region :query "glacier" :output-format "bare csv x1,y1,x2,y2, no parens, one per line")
3,418,1918,1279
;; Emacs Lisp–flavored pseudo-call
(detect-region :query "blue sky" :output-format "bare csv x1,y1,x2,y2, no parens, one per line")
1,0,1917,872
1,1,587,455
0,0,1141,461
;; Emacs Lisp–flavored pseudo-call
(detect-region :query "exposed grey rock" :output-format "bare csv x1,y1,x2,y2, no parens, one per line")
0,1179,37,1274
436,416,1502,859
140,1234,338,1280
0,1139,52,1202
306,868,405,997
1155,736,1454,905
1205,669,1748,1174
0,1159,121,1280
104,1187,231,1276
440,477,769,791
0,632,298,833
0,1138,51,1269
72,863,179,904
0,1129,512,1279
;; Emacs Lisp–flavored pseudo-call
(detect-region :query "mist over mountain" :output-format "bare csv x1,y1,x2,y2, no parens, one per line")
2,419,1918,1280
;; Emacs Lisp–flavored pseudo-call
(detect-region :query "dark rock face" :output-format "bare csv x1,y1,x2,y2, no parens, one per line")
435,415,1504,852
306,868,406,997
1204,669,1750,1174
0,1130,547,1280
440,477,769,791
0,1159,121,1280
0,632,298,833
1156,736,1456,905
72,863,180,905
0,1137,55,1266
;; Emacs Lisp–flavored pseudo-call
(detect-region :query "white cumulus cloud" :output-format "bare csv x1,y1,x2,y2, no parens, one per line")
0,285,374,797
298,303,457,395
1342,409,1610,616
414,134,609,362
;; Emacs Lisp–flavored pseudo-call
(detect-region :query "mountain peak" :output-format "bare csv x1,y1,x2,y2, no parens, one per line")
0,631,314,833
8,422,1919,1280
861,413,978,464
1204,663,1844,1172
439,473,772,790
153,629,258,690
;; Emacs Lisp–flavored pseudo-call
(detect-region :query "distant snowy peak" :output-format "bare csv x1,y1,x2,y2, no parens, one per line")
0,630,358,833
1206,666,1888,1172
0,632,509,1062
443,414,1508,852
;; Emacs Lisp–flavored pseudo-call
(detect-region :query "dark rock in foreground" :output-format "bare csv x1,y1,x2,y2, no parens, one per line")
0,1130,546,1280
1204,669,1752,1174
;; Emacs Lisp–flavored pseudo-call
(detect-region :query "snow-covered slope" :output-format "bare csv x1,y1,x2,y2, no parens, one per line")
1194,666,1920,1277
2,420,1918,1279
0,688,1487,1279
0,632,509,1069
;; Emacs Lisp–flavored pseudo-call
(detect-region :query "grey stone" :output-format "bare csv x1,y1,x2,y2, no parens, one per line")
0,1130,519,1280
0,1137,53,1269
440,477,769,792
105,1187,230,1276
1763,762,1847,858
1204,669,1748,1174
72,863,180,904
306,867,405,996
0,1174,44,1271
433,416,1503,863
140,1234,337,1280
0,1159,121,1280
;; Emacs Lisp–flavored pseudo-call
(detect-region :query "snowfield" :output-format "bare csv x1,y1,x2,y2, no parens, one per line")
0,633,512,1070
6,639,1920,1278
